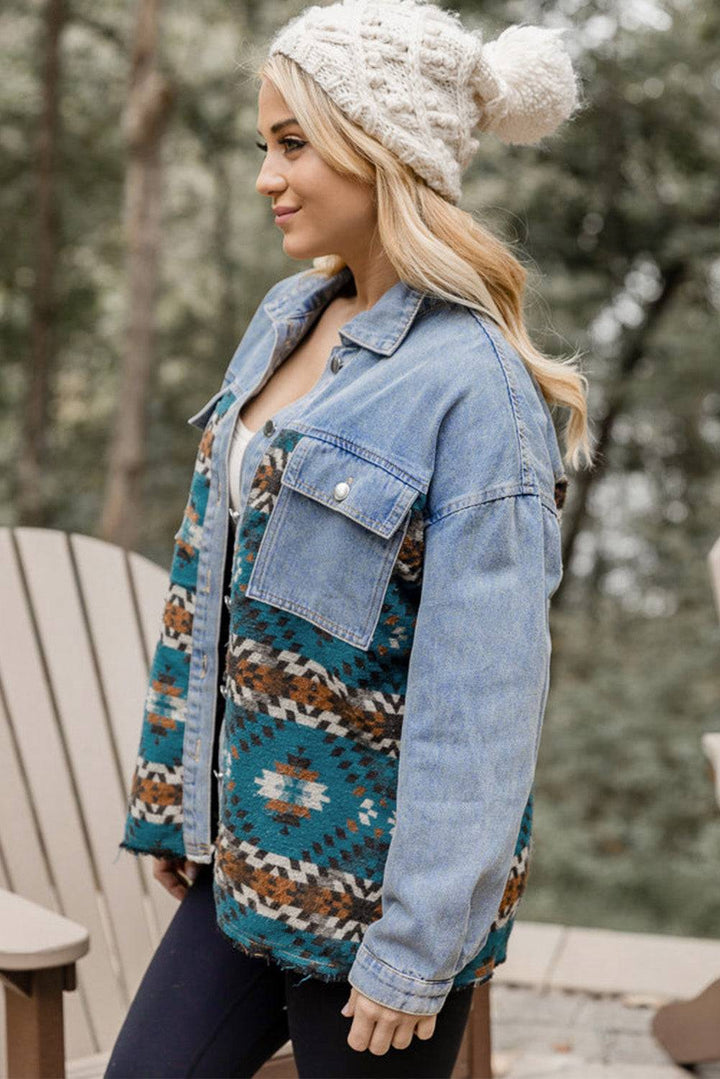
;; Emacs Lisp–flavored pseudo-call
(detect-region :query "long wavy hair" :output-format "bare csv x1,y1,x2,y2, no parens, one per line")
256,53,594,472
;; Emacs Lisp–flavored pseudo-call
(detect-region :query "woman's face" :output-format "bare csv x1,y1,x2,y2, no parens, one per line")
255,78,377,263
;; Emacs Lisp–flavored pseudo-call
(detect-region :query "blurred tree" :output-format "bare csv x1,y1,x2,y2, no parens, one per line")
98,0,175,547
17,0,68,525
455,0,720,604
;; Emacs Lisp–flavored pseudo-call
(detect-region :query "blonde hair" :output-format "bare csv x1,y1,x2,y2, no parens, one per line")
257,53,595,472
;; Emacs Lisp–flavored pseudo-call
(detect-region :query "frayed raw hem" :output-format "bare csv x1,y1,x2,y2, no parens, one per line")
449,969,494,994
116,841,185,863
450,950,502,994
212,919,503,995
216,920,353,986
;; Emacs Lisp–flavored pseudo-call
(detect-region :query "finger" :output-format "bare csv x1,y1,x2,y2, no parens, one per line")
341,986,357,1018
162,872,188,900
346,1010,376,1053
153,862,188,900
182,859,200,884
175,868,191,888
368,1017,397,1056
414,1014,437,1040
152,856,181,878
176,861,195,887
391,1020,416,1050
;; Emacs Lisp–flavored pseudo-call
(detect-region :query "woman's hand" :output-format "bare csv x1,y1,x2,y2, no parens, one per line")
151,855,199,900
341,986,437,1054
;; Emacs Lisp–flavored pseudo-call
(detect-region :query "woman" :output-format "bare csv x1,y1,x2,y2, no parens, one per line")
107,1,592,1076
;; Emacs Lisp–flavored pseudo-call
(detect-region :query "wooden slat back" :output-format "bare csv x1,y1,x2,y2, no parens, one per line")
0,527,180,1064
709,535,720,624
71,535,180,939
0,859,6,1078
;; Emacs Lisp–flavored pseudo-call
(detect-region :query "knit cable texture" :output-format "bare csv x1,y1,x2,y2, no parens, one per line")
268,0,580,203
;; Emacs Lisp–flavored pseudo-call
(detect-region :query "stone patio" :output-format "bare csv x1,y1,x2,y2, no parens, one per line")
487,921,720,1078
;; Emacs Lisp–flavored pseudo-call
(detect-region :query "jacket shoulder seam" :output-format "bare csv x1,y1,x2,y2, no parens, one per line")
427,484,559,527
469,312,531,486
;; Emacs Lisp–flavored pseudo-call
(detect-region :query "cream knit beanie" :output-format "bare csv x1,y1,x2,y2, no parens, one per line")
268,0,580,204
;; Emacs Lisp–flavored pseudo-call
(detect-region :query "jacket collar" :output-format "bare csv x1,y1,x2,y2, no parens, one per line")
262,265,429,357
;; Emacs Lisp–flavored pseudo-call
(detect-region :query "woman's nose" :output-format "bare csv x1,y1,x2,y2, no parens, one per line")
255,157,287,197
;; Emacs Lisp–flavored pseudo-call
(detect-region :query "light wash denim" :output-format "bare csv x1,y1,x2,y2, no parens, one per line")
179,264,565,1012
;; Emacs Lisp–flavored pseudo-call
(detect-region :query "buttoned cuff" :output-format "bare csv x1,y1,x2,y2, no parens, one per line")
347,941,453,1016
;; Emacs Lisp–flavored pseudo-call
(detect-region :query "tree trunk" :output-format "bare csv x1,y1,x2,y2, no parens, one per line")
98,0,174,548
17,0,67,525
205,147,239,365
554,258,688,605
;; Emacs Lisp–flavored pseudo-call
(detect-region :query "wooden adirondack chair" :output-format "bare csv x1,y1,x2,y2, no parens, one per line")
0,526,490,1079
651,534,720,1069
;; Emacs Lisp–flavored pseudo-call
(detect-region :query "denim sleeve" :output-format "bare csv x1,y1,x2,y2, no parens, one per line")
347,489,563,1015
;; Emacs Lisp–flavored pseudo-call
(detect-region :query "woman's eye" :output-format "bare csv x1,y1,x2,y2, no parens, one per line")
255,138,306,154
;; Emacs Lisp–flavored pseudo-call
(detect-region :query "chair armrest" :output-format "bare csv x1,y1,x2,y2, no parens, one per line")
0,887,89,972
708,536,720,621
701,733,720,811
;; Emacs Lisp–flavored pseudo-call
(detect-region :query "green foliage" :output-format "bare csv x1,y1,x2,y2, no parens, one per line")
526,602,720,937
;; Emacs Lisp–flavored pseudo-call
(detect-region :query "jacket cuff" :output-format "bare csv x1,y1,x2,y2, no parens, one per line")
347,941,454,1016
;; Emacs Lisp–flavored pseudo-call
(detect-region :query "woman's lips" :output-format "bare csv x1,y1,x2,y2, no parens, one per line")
274,208,300,225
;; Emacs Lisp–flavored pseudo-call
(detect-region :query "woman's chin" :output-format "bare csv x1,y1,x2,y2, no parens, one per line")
281,235,331,261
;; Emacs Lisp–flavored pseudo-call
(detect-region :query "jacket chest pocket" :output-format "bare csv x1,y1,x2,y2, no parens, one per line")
245,435,421,651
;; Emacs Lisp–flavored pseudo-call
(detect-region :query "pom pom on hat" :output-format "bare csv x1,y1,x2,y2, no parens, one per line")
471,24,580,145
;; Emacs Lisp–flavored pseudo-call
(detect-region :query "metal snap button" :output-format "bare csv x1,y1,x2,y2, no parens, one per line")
333,481,351,501
219,684,228,699
263,419,275,436
224,595,231,610
229,507,240,524
331,353,344,373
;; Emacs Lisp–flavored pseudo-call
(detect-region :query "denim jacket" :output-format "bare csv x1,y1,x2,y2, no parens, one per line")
119,264,567,1015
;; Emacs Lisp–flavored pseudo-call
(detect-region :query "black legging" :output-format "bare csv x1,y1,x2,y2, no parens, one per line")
106,525,475,1078
104,861,475,1078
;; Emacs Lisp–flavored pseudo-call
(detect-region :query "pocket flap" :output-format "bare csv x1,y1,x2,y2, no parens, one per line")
282,436,419,539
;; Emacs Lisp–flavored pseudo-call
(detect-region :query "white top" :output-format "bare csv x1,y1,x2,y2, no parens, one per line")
228,414,256,512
